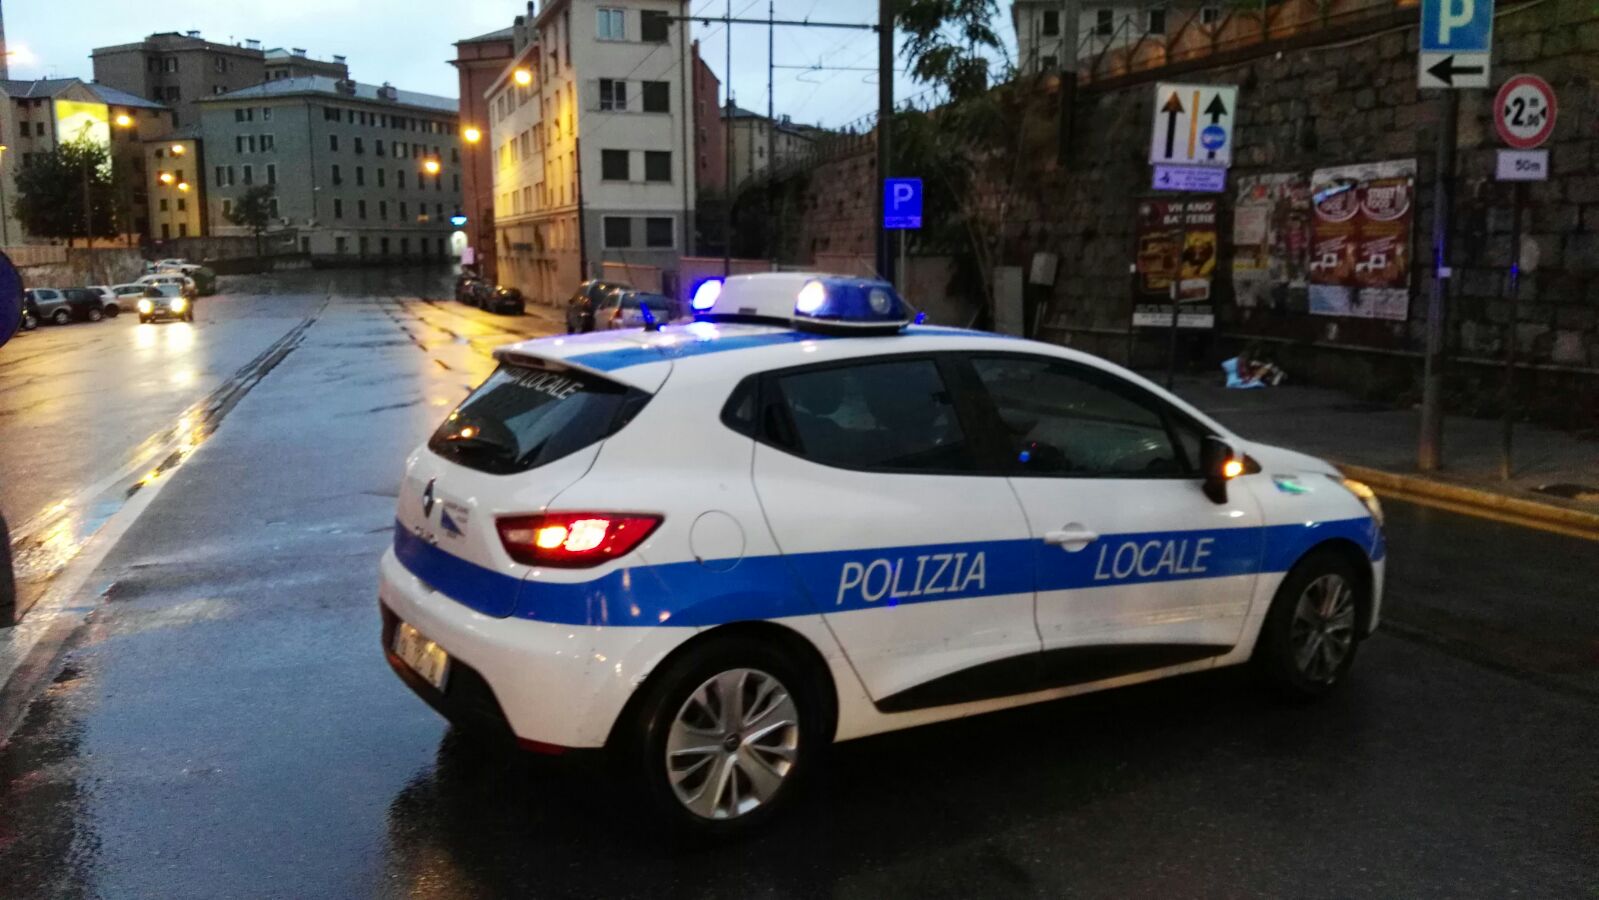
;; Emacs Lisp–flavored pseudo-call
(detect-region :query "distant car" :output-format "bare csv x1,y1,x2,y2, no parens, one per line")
137,284,194,323
86,285,124,317
461,280,490,309
149,258,202,275
455,271,482,302
564,279,631,334
112,283,148,304
26,288,105,324
137,272,197,296
598,289,679,330
481,285,525,315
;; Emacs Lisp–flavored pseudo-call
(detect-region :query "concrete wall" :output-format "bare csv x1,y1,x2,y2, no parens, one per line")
21,247,145,288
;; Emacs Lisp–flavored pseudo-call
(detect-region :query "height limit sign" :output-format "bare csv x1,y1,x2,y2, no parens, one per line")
1149,83,1237,169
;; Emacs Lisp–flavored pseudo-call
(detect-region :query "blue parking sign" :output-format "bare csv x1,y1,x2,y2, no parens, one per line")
884,178,922,230
1421,0,1492,52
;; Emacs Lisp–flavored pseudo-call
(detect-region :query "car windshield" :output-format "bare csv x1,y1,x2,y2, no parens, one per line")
427,363,649,475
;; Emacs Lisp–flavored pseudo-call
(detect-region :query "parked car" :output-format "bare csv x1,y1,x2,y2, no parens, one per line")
460,279,489,307
598,289,680,330
19,293,39,331
455,270,482,302
480,285,525,315
87,285,124,317
111,283,149,306
563,279,631,334
137,272,197,296
137,284,194,323
26,288,105,325
187,266,218,296
148,258,202,275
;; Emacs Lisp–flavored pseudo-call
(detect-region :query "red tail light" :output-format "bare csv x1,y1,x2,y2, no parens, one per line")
497,513,662,568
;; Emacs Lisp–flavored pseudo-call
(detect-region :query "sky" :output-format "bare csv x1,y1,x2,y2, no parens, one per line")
5,0,1019,130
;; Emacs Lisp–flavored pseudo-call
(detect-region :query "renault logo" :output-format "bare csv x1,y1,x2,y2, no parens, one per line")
421,478,436,517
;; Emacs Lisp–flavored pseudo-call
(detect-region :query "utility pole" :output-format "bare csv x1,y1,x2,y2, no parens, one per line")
875,0,893,282
1418,91,1458,471
766,0,775,268
723,0,733,276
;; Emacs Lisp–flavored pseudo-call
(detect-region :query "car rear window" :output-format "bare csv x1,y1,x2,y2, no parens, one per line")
427,363,650,475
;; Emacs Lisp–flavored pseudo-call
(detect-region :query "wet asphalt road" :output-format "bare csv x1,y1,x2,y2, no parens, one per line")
0,269,1595,898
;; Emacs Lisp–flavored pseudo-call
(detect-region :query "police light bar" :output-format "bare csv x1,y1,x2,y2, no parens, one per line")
693,272,914,334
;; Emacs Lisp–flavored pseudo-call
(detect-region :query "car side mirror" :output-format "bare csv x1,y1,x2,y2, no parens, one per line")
1200,435,1239,505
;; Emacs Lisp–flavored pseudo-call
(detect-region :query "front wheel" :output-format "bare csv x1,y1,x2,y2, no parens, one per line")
614,637,825,840
21,312,37,331
1253,549,1367,700
87,307,104,322
104,305,120,318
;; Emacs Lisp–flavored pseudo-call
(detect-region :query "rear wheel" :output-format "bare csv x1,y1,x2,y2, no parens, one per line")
51,309,71,325
1253,549,1366,699
614,636,825,840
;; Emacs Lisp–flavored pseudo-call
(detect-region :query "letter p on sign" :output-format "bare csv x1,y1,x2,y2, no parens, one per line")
1439,0,1473,40
883,177,923,230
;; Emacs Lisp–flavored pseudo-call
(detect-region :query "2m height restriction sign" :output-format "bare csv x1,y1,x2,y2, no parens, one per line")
1494,74,1557,149
1149,84,1237,168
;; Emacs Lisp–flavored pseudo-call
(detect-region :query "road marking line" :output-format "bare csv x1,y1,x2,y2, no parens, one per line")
1375,485,1599,543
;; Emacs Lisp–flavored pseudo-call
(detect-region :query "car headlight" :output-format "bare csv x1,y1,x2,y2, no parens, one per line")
1338,477,1384,526
172,297,187,313
137,299,153,313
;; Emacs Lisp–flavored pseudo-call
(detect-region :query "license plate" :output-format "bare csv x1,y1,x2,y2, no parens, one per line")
393,621,450,691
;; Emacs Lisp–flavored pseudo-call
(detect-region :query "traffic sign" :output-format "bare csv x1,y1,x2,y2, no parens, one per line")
1494,74,1557,149
883,177,923,230
0,252,21,349
1496,149,1549,181
1149,83,1237,168
1419,0,1493,88
1152,164,1227,193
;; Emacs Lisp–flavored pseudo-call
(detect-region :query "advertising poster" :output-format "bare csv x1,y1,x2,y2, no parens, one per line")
54,100,110,148
1308,159,1415,320
1134,198,1217,328
1232,173,1311,309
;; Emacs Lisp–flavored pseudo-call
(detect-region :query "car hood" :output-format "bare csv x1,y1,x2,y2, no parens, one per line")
1240,440,1341,477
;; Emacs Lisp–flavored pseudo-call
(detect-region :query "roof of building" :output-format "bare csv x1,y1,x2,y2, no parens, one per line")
198,76,458,114
86,83,170,110
0,78,82,99
143,123,201,143
457,26,515,45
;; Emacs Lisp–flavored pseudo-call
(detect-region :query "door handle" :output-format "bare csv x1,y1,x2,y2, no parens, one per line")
1043,528,1099,550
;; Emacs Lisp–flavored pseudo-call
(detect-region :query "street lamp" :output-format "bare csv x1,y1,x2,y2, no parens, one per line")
176,182,190,192
422,159,441,176
513,68,532,87
170,144,185,156
462,126,482,144
159,172,175,185
114,113,134,128
113,113,137,245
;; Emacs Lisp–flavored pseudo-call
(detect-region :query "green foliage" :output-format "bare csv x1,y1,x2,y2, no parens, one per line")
12,140,118,243
896,0,1011,104
226,184,277,255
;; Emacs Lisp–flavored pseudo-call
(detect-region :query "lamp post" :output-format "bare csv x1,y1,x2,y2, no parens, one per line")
113,112,136,246
460,125,482,273
0,144,9,247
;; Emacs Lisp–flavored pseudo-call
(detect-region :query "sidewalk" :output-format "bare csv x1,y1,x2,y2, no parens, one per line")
1166,373,1599,534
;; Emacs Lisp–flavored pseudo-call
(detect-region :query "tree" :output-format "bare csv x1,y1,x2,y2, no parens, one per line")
13,139,119,246
226,184,277,257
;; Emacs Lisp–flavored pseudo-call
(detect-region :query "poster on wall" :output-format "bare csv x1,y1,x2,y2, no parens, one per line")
1307,159,1416,320
1232,173,1311,309
1134,198,1218,328
54,100,110,149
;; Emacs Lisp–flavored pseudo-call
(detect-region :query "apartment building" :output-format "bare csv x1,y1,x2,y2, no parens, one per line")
690,40,724,194
0,78,176,244
263,48,350,82
487,0,696,304
451,23,518,280
724,106,820,193
144,128,205,240
1013,0,1223,74
196,76,462,260
91,31,267,127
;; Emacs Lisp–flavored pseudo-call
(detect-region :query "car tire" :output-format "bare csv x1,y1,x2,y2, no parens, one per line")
1252,548,1367,700
139,315,150,324
612,635,827,841
87,307,104,322
21,312,37,331
52,309,71,325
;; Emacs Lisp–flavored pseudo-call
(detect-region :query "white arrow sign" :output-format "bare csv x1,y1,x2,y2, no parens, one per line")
1149,83,1238,169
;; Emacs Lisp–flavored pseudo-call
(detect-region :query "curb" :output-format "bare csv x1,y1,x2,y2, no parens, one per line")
1336,462,1599,537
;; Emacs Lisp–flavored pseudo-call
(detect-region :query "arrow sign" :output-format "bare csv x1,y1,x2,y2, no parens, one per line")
1419,0,1493,88
1161,92,1184,159
1149,83,1237,168
1426,55,1485,86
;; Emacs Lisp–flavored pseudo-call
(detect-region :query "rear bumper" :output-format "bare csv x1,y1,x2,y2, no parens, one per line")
378,547,688,749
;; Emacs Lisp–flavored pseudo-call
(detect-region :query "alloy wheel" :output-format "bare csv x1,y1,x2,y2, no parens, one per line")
666,668,800,820
1290,573,1357,683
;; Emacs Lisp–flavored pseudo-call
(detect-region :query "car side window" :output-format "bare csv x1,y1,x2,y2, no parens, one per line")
969,355,1190,477
765,358,975,474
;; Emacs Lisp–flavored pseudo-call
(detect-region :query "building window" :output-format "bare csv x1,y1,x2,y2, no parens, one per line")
602,216,631,248
336,236,347,253
376,139,385,157
177,198,187,211
332,164,342,185
329,134,339,152
1041,55,1058,69
269,197,279,218
1042,10,1061,35
642,81,670,113
377,169,385,187
159,198,169,212
235,109,247,123
1096,9,1114,35
248,135,257,153
1200,5,1221,24
400,201,408,219
358,200,367,219
640,9,670,42
214,166,225,187
262,107,272,121
236,136,246,153
379,200,388,220
261,134,275,152
644,151,671,182
334,198,344,218
243,164,253,185
597,7,625,40
356,167,365,186
222,199,233,217
179,223,188,237
354,137,365,154
226,166,236,186
1148,9,1166,33
601,149,629,180
599,78,627,111
267,164,277,185
645,217,673,248
161,223,171,238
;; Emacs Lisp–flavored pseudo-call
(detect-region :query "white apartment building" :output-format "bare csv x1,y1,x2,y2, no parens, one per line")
488,0,696,306
1013,1,1223,75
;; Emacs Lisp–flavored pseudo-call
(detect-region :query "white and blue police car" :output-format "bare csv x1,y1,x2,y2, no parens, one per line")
380,272,1385,835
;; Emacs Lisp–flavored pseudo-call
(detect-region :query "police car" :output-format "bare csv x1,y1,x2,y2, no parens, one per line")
379,272,1385,836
